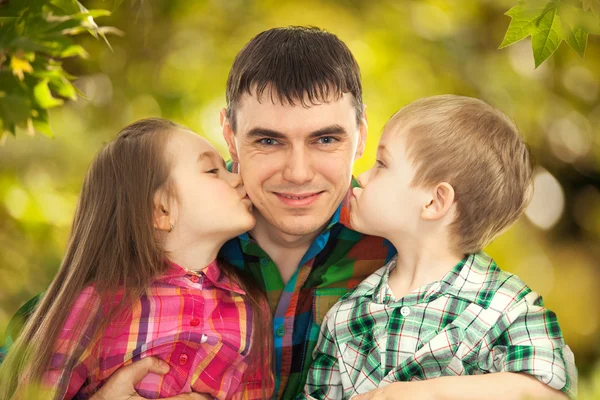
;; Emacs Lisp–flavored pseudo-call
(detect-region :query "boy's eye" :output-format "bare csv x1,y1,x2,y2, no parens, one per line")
258,138,279,146
317,136,338,144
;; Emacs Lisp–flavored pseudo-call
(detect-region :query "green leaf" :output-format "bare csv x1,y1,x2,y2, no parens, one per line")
48,76,76,100
47,0,80,15
531,2,565,67
565,26,588,57
32,108,52,137
500,0,595,67
33,79,63,108
500,1,550,48
582,0,600,16
0,93,32,125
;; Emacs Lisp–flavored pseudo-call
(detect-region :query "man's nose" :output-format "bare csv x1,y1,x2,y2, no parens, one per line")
282,148,315,184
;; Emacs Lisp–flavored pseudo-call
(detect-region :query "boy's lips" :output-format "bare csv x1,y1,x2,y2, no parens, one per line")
273,191,324,207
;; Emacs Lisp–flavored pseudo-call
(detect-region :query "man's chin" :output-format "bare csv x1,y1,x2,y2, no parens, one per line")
272,216,330,237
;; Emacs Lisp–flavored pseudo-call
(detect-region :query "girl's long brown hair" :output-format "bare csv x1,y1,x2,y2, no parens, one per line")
0,118,271,399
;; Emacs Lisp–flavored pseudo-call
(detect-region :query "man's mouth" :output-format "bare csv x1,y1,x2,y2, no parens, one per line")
273,191,324,206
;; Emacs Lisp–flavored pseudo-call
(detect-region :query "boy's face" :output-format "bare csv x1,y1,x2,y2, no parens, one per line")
350,126,431,239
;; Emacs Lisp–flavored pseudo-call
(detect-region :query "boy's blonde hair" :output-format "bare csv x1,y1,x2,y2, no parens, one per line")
390,95,534,254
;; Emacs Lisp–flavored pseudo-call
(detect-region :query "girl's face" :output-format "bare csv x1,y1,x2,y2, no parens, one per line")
163,128,255,242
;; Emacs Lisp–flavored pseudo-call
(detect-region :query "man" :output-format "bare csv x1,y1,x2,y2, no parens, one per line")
4,26,570,400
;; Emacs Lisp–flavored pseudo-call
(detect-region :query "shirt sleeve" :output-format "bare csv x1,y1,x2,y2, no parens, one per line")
42,287,102,400
478,291,578,399
300,313,344,400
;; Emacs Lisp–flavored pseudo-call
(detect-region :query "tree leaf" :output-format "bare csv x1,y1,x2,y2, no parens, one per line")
581,0,600,16
500,1,550,48
48,76,76,100
531,2,565,67
10,54,33,80
565,25,588,57
0,93,31,125
32,108,52,137
33,79,63,108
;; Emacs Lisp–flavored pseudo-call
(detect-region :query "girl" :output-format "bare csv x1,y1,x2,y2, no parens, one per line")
0,118,273,399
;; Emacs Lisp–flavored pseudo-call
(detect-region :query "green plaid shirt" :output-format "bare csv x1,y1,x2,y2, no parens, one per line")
301,252,577,399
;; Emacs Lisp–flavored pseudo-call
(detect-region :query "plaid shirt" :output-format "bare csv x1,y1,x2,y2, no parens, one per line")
220,190,394,399
42,260,273,400
301,252,578,399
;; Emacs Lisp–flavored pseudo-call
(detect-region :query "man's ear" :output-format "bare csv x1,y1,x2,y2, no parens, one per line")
220,107,239,163
421,182,455,221
153,190,173,232
355,104,368,160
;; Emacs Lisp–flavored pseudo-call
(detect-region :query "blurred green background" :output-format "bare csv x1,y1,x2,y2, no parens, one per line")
1,0,599,396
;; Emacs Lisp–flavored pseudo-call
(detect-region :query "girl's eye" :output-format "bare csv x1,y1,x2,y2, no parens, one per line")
376,159,385,168
205,168,219,174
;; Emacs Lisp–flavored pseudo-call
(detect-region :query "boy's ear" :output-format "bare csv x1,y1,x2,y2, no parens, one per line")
421,182,455,221
355,105,368,160
220,108,239,163
153,190,173,232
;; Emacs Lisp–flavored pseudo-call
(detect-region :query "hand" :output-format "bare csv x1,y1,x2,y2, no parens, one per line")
90,357,212,400
351,382,434,400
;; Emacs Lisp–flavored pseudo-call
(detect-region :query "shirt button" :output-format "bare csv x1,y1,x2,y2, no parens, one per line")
190,318,200,326
260,258,268,266
200,334,208,344
189,275,199,283
400,306,411,317
179,353,188,365
276,325,285,337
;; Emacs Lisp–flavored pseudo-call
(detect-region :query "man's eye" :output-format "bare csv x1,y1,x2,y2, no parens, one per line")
205,168,219,174
317,137,338,144
258,138,279,146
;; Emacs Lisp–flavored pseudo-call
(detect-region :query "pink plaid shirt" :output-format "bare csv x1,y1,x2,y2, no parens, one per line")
43,260,273,399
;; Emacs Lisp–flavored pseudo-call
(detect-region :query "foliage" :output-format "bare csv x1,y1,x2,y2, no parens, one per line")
0,0,118,140
500,0,600,67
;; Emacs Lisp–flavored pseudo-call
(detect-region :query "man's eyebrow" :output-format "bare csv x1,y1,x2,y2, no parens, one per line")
308,124,347,138
245,128,287,140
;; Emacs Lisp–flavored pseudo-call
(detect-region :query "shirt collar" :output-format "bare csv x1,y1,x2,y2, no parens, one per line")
159,259,246,295
357,252,492,306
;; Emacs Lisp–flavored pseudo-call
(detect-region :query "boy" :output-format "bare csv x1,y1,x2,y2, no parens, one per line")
301,95,577,399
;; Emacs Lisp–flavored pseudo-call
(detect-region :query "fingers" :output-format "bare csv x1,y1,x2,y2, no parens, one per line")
160,393,214,400
112,356,171,385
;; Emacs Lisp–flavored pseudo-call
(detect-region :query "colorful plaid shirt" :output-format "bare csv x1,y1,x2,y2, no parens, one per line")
301,252,578,399
42,260,274,400
220,190,394,399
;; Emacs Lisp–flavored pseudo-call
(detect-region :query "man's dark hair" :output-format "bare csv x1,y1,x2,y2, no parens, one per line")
225,26,363,132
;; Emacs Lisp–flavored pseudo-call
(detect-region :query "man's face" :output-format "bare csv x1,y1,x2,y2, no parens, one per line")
222,92,366,237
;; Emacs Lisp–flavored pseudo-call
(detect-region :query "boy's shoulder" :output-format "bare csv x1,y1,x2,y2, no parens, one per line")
337,252,539,314
449,252,537,313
